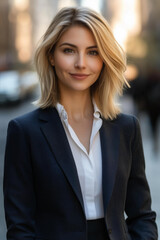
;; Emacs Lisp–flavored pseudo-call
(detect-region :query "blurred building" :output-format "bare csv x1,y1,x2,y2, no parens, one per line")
106,0,142,49
0,0,11,70
141,0,160,33
0,0,32,70
140,0,160,70
31,0,59,49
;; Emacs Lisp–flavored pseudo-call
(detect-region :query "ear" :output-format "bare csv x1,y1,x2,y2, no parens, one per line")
49,55,55,66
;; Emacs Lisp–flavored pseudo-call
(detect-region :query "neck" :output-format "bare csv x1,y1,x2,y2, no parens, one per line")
59,90,93,121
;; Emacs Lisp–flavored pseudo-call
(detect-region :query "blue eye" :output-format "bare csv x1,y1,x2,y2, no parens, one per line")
63,48,74,53
88,50,99,56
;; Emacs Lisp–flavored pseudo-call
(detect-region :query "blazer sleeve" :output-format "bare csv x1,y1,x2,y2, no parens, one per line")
125,116,158,239
3,119,36,240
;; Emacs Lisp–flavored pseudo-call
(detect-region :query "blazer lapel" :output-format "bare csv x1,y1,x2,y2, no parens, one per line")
100,119,120,214
38,107,84,212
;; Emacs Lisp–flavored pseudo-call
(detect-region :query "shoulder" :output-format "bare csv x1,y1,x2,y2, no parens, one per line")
7,107,60,132
104,113,139,128
6,109,40,138
7,107,56,131
9,107,58,123
9,108,40,127
103,113,141,140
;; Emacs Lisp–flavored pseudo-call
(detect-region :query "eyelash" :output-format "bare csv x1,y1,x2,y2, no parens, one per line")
63,48,99,56
63,48,74,54
88,50,99,56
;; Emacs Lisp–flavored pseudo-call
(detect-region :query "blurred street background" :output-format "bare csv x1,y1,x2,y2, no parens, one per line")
0,0,160,239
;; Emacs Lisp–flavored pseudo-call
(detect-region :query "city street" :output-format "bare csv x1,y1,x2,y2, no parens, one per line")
0,96,159,239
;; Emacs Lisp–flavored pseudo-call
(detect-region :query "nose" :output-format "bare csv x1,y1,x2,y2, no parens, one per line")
74,53,86,69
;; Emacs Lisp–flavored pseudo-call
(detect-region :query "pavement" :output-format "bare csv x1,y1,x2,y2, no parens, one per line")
121,95,160,235
139,113,160,235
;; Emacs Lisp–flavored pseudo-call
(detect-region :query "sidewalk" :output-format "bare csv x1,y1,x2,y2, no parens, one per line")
120,95,160,235
139,113,160,235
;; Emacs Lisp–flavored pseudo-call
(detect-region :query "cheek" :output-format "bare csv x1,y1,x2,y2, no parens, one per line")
98,61,104,72
54,55,73,71
91,59,103,73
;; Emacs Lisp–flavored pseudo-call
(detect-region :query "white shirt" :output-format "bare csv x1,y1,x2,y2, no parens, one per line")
56,102,104,220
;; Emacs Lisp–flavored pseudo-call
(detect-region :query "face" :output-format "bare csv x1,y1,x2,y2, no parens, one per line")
50,25,103,96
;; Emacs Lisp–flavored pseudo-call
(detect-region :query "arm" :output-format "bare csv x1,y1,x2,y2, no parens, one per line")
3,119,36,240
125,116,158,240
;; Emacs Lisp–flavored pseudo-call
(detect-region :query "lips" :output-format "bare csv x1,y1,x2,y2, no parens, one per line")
70,73,90,80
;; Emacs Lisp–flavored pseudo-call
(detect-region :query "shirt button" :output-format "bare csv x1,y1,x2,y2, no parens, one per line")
108,228,112,234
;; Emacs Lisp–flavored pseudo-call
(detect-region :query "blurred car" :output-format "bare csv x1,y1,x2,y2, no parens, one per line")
0,70,38,104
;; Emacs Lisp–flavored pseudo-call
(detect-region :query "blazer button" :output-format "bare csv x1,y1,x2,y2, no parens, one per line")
108,228,112,234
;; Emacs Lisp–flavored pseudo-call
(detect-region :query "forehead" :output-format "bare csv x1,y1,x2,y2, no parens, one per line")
57,25,97,47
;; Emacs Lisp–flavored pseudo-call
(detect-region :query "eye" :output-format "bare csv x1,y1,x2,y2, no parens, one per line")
88,50,99,56
63,48,75,54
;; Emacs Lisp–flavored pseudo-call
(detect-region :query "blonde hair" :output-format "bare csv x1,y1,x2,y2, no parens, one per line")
34,7,129,119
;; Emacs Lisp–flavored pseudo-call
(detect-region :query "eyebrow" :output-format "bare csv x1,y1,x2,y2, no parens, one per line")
59,43,98,49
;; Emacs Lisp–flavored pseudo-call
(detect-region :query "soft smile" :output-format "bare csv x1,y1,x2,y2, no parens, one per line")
70,73,90,80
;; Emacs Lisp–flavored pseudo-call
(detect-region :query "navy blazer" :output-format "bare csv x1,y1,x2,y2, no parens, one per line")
3,107,158,240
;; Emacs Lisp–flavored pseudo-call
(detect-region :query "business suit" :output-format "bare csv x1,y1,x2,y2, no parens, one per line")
3,107,158,240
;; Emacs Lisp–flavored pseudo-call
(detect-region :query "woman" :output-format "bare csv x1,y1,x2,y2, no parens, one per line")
3,7,158,240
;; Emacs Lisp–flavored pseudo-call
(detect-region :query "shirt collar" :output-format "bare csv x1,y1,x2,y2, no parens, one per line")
56,100,101,121
92,99,101,119
56,102,68,121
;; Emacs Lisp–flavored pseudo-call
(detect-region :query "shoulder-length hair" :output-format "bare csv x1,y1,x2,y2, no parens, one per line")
34,7,129,119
